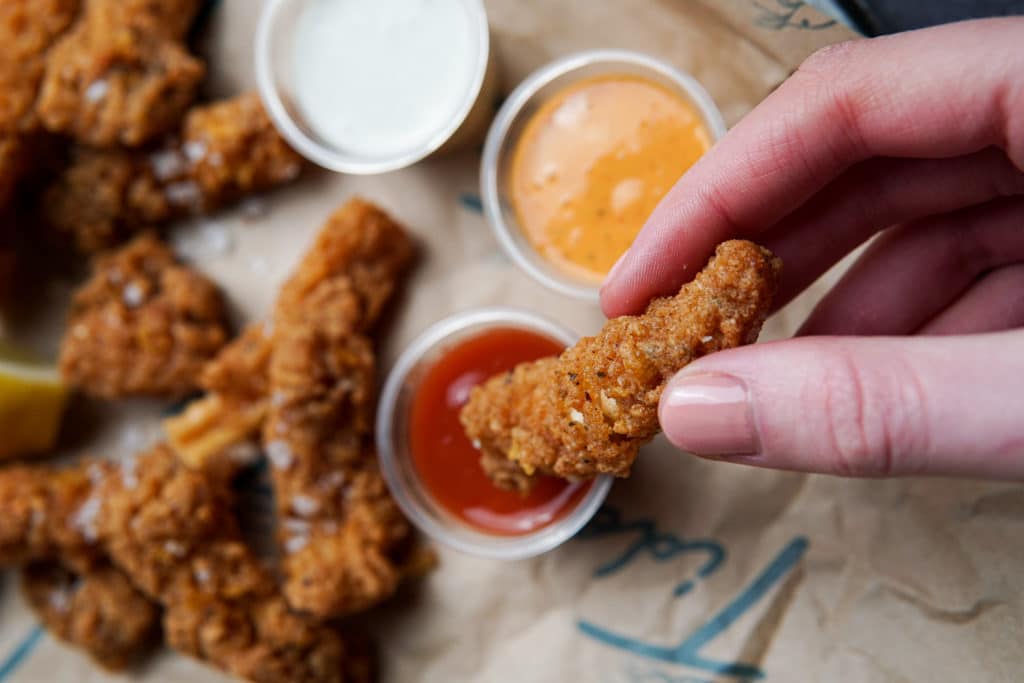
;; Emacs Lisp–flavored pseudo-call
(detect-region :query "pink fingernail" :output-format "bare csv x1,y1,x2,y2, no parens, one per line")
659,373,760,457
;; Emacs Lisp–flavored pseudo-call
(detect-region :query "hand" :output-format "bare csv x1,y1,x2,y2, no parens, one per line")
600,18,1024,479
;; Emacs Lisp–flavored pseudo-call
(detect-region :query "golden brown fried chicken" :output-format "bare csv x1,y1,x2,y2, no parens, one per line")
266,323,415,618
59,233,229,399
41,146,169,252
0,459,111,572
165,198,414,484
0,0,80,134
98,0,202,40
100,444,374,683
22,562,160,671
173,92,304,213
461,240,782,485
41,94,302,253
36,0,204,147
262,199,421,618
275,198,416,331
164,325,273,478
0,444,374,682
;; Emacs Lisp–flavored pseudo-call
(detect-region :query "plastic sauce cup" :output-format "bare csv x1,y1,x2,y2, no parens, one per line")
481,49,727,301
377,308,613,560
256,0,497,174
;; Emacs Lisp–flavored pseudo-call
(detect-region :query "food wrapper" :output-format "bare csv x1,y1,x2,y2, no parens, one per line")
3,2,1022,682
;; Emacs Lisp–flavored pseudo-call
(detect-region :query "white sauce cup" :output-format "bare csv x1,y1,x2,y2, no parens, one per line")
256,0,496,174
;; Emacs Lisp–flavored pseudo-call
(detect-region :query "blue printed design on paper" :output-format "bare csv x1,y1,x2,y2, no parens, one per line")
577,506,808,680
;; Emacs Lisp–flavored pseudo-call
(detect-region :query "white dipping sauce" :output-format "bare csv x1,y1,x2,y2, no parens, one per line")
292,0,479,160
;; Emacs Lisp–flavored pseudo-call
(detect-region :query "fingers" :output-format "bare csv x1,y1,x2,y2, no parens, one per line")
658,332,1024,479
766,148,1024,309
798,197,1024,336
602,17,1024,317
918,264,1024,335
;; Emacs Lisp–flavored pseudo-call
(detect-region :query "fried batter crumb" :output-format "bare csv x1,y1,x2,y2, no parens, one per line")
59,233,229,399
22,562,160,671
461,240,782,485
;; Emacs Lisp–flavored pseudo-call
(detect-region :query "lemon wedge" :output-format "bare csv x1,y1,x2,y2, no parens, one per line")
0,340,69,459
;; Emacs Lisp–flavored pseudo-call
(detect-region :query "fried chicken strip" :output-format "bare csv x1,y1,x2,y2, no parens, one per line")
59,233,229,399
461,240,782,487
36,0,204,147
101,444,373,683
165,199,413,480
0,446,373,682
42,93,303,253
22,562,160,671
263,200,422,618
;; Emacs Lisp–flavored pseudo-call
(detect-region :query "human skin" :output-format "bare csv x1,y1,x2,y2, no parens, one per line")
600,18,1024,479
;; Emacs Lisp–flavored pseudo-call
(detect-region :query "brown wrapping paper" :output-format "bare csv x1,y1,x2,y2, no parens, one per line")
3,1,1021,682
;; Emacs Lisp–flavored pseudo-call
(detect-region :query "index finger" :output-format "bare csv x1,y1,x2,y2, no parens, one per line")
600,17,1024,317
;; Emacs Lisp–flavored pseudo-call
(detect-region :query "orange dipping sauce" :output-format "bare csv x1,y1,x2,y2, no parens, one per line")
409,327,591,536
510,74,713,283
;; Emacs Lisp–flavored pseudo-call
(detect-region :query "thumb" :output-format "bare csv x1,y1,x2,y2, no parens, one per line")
658,332,1024,479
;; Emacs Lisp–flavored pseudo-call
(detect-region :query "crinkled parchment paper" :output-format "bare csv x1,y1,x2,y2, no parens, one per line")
3,1,1022,682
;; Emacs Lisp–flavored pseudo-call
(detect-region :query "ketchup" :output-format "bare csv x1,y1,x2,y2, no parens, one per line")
409,327,591,536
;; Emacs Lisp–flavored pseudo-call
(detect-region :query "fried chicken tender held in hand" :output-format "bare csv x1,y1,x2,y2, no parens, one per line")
462,240,782,486
36,0,204,147
0,0,80,134
22,562,160,671
59,233,229,399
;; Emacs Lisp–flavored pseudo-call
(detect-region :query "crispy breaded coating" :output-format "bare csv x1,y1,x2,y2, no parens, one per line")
41,146,170,252
36,0,204,147
266,322,414,618
0,0,80,134
261,200,419,618
98,0,202,40
275,198,415,331
462,240,782,484
41,94,302,252
166,199,413,484
99,444,373,683
0,459,111,572
22,562,160,671
59,233,229,399
173,92,304,213
165,325,273,478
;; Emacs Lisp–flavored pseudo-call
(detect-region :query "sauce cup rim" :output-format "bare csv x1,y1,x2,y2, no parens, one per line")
480,49,727,301
376,307,614,560
255,0,491,175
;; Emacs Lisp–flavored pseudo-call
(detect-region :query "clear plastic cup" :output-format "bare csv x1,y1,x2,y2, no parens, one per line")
255,0,495,174
480,49,728,301
376,308,613,560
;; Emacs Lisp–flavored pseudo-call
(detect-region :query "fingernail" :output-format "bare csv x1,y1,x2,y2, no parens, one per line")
659,373,760,457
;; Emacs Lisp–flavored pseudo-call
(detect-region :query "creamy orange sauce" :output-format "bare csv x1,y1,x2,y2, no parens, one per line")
510,74,713,283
